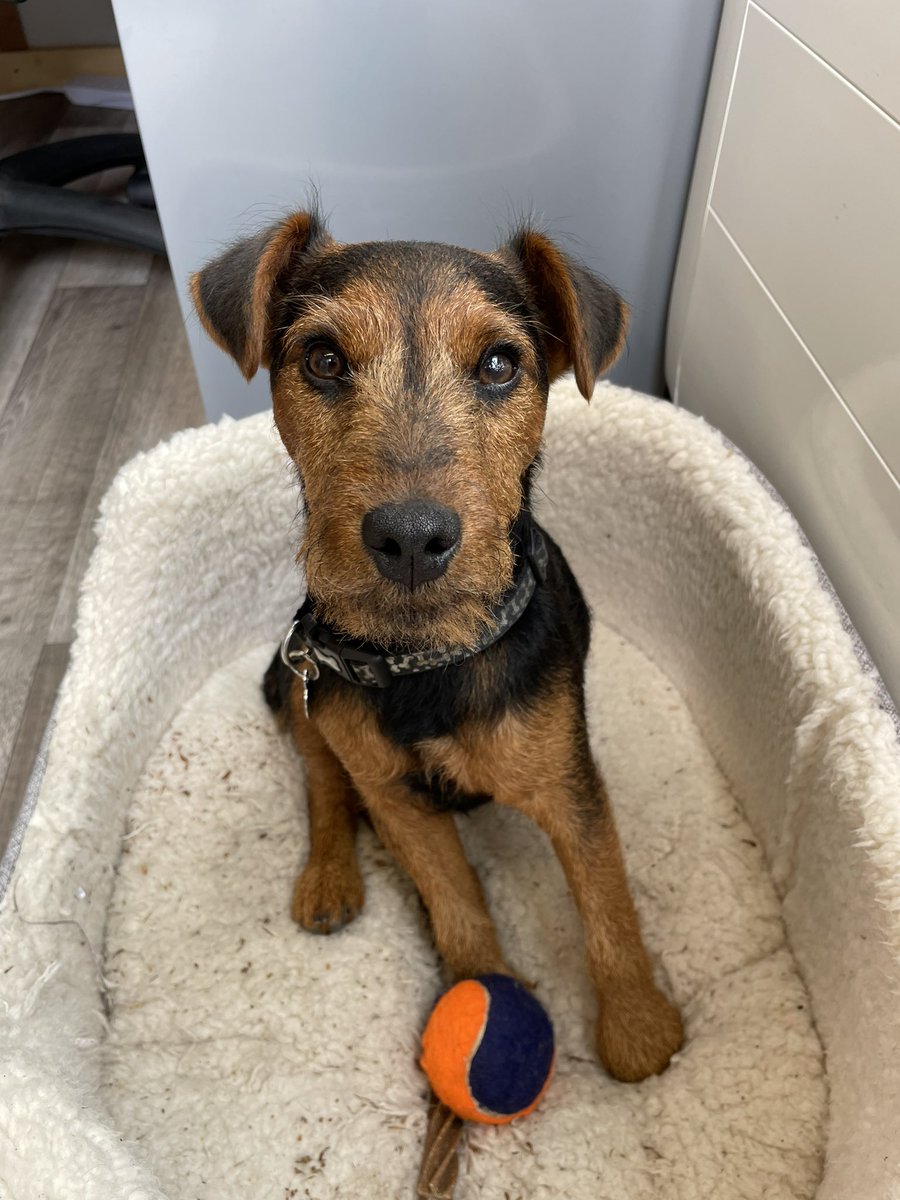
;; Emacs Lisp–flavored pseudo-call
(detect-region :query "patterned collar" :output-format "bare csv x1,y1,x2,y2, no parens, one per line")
280,516,548,689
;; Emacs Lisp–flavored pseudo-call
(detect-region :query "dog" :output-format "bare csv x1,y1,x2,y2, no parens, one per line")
190,210,683,1083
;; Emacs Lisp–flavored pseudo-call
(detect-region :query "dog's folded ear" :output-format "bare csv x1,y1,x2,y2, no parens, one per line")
189,211,330,380
498,229,628,399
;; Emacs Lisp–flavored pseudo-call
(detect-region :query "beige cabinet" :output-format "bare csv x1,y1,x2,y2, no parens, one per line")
667,0,900,704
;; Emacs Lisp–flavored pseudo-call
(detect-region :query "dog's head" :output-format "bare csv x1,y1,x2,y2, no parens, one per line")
191,211,627,650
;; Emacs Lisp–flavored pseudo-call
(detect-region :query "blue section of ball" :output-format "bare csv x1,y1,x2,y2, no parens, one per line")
468,975,555,1116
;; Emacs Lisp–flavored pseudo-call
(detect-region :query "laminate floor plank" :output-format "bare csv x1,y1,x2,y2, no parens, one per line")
0,235,70,420
0,285,146,638
50,258,204,640
0,642,69,859
0,637,42,795
58,245,155,290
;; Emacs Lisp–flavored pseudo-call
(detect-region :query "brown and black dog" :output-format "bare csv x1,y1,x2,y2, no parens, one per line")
190,211,683,1084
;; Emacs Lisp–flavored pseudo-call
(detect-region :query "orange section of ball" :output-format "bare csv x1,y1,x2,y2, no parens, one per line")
420,979,489,1123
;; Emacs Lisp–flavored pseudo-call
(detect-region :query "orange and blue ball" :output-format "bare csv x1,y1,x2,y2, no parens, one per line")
420,974,555,1124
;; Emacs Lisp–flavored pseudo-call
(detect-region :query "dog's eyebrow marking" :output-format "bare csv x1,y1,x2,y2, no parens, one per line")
418,284,538,376
282,282,401,367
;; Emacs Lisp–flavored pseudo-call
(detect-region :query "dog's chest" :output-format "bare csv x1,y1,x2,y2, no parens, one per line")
310,669,515,807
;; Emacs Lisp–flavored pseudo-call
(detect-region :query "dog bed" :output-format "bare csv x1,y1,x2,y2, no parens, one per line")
1,381,899,1200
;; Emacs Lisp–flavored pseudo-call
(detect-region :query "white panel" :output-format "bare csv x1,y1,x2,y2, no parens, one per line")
665,0,749,385
758,0,900,123
711,6,900,481
678,215,900,702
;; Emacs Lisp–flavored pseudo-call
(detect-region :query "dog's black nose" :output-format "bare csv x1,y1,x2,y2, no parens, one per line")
362,500,461,589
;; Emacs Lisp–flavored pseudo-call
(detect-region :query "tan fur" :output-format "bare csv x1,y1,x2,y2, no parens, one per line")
506,231,594,391
272,273,546,651
309,684,507,979
246,213,325,378
288,713,363,934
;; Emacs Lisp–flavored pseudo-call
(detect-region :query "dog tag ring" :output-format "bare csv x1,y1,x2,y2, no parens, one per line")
280,623,321,718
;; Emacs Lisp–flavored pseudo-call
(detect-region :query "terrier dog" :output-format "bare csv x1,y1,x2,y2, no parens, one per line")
190,211,683,1083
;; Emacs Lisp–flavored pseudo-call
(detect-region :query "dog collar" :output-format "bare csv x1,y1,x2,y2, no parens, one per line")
280,517,548,689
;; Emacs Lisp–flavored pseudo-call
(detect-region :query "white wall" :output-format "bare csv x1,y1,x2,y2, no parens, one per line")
112,0,722,419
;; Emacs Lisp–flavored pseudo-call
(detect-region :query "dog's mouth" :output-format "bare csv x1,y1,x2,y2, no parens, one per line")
302,532,515,653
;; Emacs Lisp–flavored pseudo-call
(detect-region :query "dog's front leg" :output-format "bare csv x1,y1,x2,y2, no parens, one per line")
289,709,364,935
510,765,683,1082
313,692,508,977
554,784,682,1081
358,784,508,981
443,690,683,1083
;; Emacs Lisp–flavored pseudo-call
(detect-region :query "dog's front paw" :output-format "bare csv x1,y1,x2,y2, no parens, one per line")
291,861,364,935
596,983,683,1082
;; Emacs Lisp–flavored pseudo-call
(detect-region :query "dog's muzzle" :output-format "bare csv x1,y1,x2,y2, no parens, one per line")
281,514,548,689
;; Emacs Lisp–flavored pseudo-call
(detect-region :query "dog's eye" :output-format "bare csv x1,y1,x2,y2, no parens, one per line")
305,342,347,381
477,348,518,388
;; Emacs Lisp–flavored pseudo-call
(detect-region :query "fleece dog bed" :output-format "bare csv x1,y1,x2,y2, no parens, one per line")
2,382,899,1200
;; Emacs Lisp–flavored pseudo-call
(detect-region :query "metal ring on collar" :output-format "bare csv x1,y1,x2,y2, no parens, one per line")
280,622,321,682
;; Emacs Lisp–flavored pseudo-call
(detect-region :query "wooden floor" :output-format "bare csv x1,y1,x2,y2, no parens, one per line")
0,96,205,858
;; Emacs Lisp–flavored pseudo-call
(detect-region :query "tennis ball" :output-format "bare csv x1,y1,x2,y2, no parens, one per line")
420,974,555,1124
